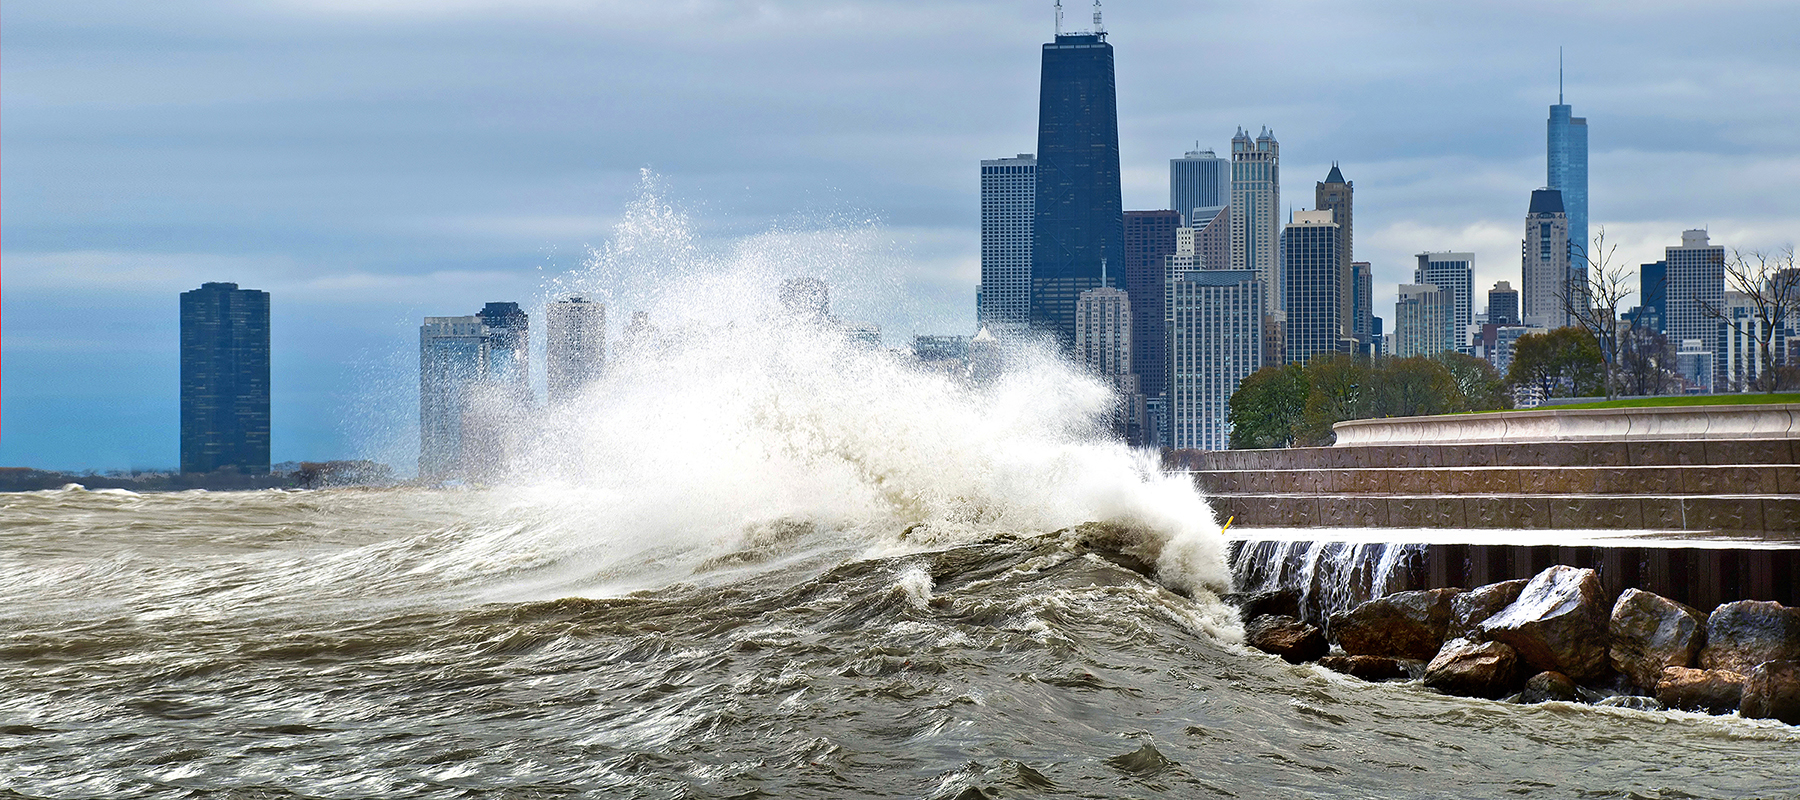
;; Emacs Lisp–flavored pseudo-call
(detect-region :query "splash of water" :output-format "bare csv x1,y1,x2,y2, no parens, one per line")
447,174,1232,601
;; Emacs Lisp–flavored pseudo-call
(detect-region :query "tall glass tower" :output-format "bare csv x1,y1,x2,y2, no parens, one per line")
1031,6,1123,351
180,282,271,475
1548,78,1588,268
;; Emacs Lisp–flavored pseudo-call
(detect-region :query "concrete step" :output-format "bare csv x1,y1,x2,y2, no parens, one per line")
1174,438,1800,471
1208,493,1800,533
1197,465,1800,496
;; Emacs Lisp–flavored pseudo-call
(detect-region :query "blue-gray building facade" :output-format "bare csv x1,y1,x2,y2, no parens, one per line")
180,282,271,475
1170,149,1229,227
1032,31,1123,350
1548,101,1588,265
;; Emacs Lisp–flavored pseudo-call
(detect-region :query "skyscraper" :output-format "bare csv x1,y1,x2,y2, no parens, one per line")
1230,128,1280,312
547,297,606,406
1548,82,1589,265
1076,285,1145,443
1350,261,1374,349
1316,166,1354,340
1123,210,1180,403
180,282,271,475
979,154,1036,331
1639,260,1668,334
1282,210,1345,364
1665,229,1726,383
1032,12,1122,350
476,302,530,399
1522,189,1573,328
1167,269,1264,451
1170,148,1229,226
1415,252,1475,352
1395,284,1454,358
1488,281,1520,326
419,315,486,481
1192,205,1230,271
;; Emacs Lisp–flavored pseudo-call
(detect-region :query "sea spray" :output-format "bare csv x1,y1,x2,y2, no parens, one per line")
451,176,1234,603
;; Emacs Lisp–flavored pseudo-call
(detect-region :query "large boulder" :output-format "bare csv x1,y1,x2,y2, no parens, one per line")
1450,579,1528,637
1329,588,1460,660
1741,661,1800,725
1519,671,1578,704
1655,666,1745,715
1609,588,1707,690
1317,655,1408,681
1698,600,1800,674
1246,615,1328,664
1225,589,1302,622
1423,639,1520,699
1478,566,1611,682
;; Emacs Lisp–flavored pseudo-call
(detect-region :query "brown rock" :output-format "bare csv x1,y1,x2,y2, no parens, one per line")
1698,600,1800,674
1225,589,1301,622
1478,566,1611,682
1450,579,1528,636
1655,666,1745,715
1318,655,1408,681
1329,588,1460,660
1741,661,1800,725
1519,671,1578,704
1424,639,1520,699
1246,614,1328,664
1609,588,1707,690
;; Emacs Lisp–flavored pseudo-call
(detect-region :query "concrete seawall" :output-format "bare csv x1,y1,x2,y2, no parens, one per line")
1332,403,1800,446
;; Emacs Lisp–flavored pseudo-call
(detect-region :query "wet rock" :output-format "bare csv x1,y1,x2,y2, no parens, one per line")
1519,671,1578,704
1698,600,1800,674
1594,695,1664,711
1105,743,1172,776
1655,666,1745,715
1478,566,1611,682
1245,615,1328,664
1741,661,1800,725
1318,655,1408,681
1329,588,1460,660
1423,639,1520,699
1224,588,1301,622
1450,579,1528,636
1609,588,1706,690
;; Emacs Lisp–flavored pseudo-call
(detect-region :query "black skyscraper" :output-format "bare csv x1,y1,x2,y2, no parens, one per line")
180,282,271,474
1031,25,1123,350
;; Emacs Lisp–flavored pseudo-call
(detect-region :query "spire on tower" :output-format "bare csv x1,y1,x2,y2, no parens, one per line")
1093,0,1104,34
1054,1,1063,35
1559,46,1564,104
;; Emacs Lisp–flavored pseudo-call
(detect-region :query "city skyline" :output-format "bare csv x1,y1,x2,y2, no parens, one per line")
6,1,1799,469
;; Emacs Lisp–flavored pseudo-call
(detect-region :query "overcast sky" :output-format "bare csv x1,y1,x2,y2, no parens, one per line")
5,0,1798,471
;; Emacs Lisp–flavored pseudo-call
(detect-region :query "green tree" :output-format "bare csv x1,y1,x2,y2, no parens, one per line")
1296,354,1373,446
1506,327,1604,399
1228,363,1306,449
1372,356,1464,418
1437,352,1513,411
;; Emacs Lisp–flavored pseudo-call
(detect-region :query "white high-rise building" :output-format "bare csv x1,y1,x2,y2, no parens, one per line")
419,315,486,481
546,296,605,405
978,154,1036,332
1076,285,1144,442
1415,252,1475,351
1395,284,1454,358
1522,189,1573,328
1230,128,1280,313
1167,269,1264,451
1170,148,1229,227
1665,229,1725,385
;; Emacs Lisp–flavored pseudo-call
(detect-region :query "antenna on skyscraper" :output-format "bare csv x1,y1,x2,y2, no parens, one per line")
1559,46,1564,104
1101,256,1109,289
1093,0,1104,34
1054,0,1063,35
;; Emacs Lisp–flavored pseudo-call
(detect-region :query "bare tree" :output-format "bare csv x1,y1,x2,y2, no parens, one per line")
1561,227,1632,399
1699,246,1800,393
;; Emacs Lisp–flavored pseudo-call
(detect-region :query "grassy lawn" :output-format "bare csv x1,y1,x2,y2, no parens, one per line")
1535,393,1800,410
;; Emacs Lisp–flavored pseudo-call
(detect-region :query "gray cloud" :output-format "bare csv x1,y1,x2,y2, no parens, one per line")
4,0,1797,468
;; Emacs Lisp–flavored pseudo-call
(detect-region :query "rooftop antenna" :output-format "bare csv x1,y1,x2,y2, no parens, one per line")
1559,46,1564,104
1101,256,1109,288
1054,0,1063,36
1093,0,1104,34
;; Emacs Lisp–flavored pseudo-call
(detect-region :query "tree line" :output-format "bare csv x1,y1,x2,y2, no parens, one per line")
1227,352,1512,449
